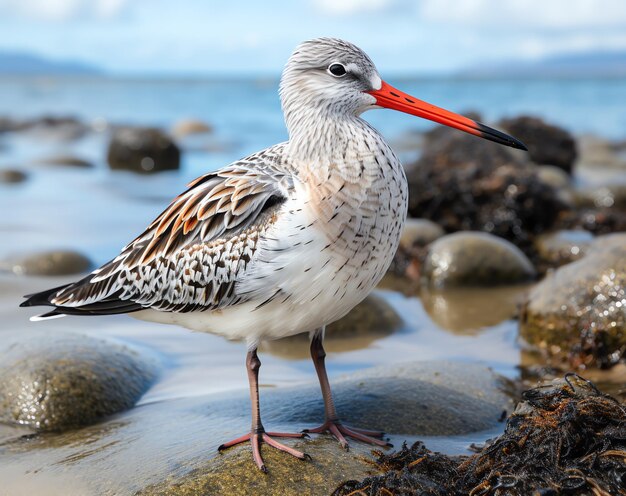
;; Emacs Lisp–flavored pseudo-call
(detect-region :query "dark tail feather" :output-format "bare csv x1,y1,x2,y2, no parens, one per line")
20,284,73,308
21,283,143,317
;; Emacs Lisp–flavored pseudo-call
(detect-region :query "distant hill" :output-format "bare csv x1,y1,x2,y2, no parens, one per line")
0,51,102,75
461,50,626,78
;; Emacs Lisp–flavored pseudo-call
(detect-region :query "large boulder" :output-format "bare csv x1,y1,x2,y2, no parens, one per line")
422,232,536,288
520,233,626,369
107,127,180,173
0,333,156,431
498,115,577,173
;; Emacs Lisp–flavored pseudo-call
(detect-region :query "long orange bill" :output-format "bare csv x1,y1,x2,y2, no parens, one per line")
368,81,527,150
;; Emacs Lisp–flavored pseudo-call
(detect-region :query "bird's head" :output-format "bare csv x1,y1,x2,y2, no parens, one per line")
280,37,526,150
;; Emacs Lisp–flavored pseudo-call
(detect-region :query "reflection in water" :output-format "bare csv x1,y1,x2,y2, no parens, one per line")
260,293,403,359
420,284,533,334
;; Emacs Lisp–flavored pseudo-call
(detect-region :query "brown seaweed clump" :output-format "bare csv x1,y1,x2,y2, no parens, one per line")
334,375,626,496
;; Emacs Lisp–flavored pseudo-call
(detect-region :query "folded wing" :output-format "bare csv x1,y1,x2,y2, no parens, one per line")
21,147,292,318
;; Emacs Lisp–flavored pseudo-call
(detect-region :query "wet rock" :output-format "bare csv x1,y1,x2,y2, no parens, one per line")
577,134,626,169
0,333,156,431
422,232,536,288
406,131,566,251
335,375,626,496
0,116,30,133
399,218,445,250
0,250,92,276
499,115,577,172
520,233,626,369
0,360,511,494
557,206,626,237
0,169,27,184
32,155,93,168
418,124,523,171
24,116,89,141
107,127,180,173
574,183,626,209
533,229,594,269
421,285,529,334
171,118,213,138
261,294,402,359
535,165,571,189
139,361,511,495
140,437,378,496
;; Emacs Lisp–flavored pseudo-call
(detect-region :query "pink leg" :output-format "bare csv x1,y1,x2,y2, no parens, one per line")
217,349,309,472
303,329,393,450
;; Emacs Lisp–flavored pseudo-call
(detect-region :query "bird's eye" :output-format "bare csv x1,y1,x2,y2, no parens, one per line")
328,63,347,77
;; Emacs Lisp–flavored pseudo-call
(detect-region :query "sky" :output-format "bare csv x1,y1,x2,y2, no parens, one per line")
0,0,626,75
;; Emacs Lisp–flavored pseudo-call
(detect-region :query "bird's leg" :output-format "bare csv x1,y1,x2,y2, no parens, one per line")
303,328,392,450
218,348,309,472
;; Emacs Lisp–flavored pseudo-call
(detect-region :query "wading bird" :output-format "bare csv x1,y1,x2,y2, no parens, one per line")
21,38,526,472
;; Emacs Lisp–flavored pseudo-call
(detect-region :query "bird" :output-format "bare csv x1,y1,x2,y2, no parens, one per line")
20,37,526,472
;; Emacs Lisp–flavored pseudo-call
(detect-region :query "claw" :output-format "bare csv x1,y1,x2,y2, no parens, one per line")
218,430,310,472
304,420,392,450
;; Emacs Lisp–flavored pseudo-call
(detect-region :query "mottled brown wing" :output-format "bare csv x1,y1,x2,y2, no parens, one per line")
24,148,292,316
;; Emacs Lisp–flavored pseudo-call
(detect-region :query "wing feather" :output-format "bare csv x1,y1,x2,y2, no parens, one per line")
22,144,293,316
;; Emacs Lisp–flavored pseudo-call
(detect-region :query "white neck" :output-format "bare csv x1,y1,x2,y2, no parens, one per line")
284,106,383,165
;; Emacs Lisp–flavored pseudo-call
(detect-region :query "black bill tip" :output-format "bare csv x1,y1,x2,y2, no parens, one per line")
476,122,528,151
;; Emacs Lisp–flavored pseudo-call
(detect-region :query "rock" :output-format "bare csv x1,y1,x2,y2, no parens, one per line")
535,165,571,189
389,219,446,281
399,218,445,250
498,115,577,173
0,117,23,133
171,119,213,138
0,360,512,495
0,169,27,184
533,229,594,269
24,116,89,141
419,124,523,171
520,233,626,369
0,250,92,276
261,293,402,359
406,131,566,252
420,285,529,334
422,232,536,288
0,333,156,431
139,361,511,496
577,135,626,169
107,127,180,173
140,437,378,496
32,155,93,168
556,205,626,238
573,184,626,209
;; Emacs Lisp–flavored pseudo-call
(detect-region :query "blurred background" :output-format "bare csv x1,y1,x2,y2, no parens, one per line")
0,2,625,493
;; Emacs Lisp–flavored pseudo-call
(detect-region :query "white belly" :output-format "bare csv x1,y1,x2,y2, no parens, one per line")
134,156,408,346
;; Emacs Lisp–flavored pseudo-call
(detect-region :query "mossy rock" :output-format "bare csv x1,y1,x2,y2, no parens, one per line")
520,233,626,369
0,333,156,431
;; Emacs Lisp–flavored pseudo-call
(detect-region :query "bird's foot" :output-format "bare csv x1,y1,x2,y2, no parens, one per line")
218,430,310,472
303,420,392,450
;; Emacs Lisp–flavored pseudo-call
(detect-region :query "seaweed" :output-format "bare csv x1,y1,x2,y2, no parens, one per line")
334,375,626,496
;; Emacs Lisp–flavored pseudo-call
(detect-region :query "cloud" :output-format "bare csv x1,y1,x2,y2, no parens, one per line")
418,0,626,30
312,0,396,16
0,0,128,22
